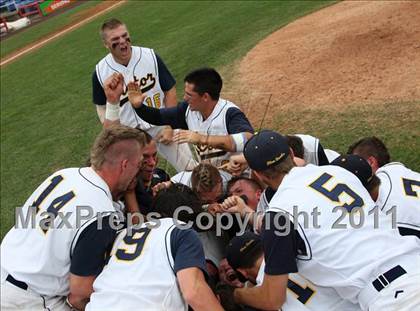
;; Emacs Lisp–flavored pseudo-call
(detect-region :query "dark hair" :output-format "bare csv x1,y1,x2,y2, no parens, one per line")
367,174,381,193
285,135,304,158
236,244,263,270
100,18,125,40
184,68,222,100
227,177,263,194
347,137,390,167
215,283,244,311
152,183,202,219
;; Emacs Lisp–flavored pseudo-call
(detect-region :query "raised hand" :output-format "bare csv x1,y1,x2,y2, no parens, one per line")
104,73,124,104
127,81,147,108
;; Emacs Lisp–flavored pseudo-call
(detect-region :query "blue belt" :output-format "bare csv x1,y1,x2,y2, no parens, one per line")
6,274,28,291
372,265,406,292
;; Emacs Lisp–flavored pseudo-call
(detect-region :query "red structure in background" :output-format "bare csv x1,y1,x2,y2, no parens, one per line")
18,0,42,17
0,15,8,31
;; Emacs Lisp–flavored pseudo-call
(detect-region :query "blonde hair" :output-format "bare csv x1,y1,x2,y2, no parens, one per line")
100,18,125,41
90,125,146,170
191,163,222,193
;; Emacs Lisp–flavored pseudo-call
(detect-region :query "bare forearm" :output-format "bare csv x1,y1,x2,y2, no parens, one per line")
198,134,235,152
163,87,177,107
186,282,223,311
234,284,284,310
234,286,271,310
103,119,120,128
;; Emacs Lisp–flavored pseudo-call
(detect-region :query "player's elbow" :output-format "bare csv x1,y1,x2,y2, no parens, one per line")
265,289,286,310
181,285,201,306
266,297,285,310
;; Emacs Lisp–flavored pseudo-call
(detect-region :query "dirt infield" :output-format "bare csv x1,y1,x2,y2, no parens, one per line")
226,1,420,125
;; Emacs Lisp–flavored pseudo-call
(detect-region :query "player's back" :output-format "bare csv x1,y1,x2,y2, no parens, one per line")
376,162,420,236
87,219,187,311
0,167,116,296
267,164,420,305
256,261,361,311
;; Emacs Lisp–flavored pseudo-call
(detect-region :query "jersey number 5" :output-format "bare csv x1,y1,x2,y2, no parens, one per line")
309,173,364,212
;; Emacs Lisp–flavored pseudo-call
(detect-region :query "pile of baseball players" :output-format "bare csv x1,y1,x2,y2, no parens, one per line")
1,18,419,311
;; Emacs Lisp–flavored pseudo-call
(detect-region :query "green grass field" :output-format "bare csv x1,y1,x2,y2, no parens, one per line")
0,1,100,58
0,0,335,238
1,0,418,239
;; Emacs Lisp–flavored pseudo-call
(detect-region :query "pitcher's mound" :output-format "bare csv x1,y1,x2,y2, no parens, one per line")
227,1,420,124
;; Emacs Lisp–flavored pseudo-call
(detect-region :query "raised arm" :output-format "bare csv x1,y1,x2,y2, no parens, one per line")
102,73,132,128
127,81,189,129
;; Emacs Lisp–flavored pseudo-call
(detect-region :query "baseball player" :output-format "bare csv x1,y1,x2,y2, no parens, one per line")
225,232,361,310
376,162,420,237
86,184,223,311
227,130,420,311
1,126,146,311
171,163,232,196
126,67,254,167
169,163,232,269
227,177,263,211
349,136,420,237
93,18,195,172
286,134,338,165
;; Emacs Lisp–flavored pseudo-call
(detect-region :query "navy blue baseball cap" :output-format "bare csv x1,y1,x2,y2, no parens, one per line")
331,154,373,187
226,231,262,271
244,130,290,171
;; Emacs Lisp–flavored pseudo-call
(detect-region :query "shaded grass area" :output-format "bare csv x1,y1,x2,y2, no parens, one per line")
1,1,333,238
271,101,420,170
0,1,100,58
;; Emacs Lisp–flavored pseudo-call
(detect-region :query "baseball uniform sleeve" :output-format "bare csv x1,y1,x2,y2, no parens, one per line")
70,215,117,276
156,54,176,92
262,212,298,275
92,71,106,106
225,107,254,134
170,227,207,274
376,170,392,211
317,143,330,165
134,101,189,129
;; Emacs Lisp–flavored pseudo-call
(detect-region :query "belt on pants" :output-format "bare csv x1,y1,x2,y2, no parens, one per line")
6,274,28,291
372,265,407,292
